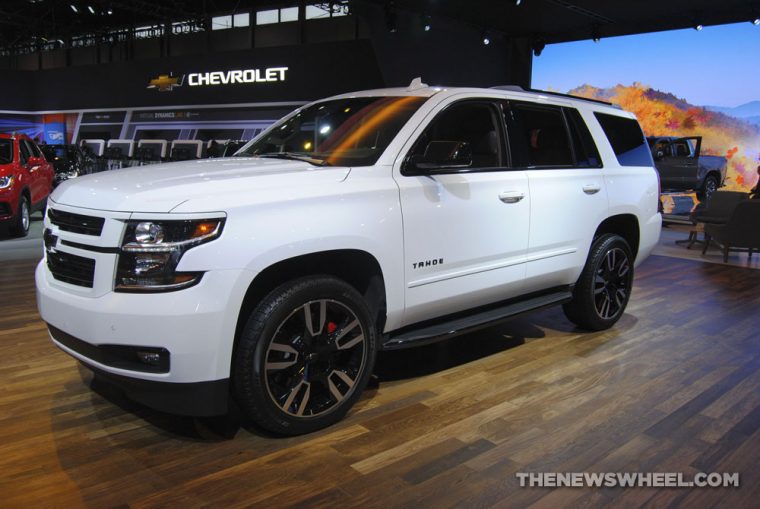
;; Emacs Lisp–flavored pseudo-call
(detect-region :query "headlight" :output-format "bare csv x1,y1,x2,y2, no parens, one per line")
115,217,224,292
0,175,13,189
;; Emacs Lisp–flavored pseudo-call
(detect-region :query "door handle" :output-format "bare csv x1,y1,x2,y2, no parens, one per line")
498,191,525,204
582,184,601,195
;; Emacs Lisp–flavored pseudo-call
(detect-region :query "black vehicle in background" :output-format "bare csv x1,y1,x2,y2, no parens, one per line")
647,136,727,200
40,144,93,187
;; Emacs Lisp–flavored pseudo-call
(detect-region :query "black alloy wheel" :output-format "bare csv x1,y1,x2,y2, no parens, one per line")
563,234,634,331
234,276,377,435
701,175,719,201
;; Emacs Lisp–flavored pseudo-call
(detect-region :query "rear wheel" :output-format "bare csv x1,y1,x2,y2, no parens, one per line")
698,175,719,201
9,195,30,237
233,276,377,435
563,234,634,331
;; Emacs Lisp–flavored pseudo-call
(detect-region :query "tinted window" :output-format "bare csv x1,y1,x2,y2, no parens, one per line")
594,113,653,167
0,139,12,164
28,140,43,158
564,108,602,167
19,139,32,164
408,101,503,170
510,103,573,167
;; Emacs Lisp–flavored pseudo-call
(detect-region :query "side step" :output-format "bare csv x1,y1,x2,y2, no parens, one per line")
382,288,573,351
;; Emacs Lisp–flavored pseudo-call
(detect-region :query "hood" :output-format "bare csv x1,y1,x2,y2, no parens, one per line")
50,157,351,213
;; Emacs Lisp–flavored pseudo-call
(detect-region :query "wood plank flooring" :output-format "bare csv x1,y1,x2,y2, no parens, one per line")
0,255,758,508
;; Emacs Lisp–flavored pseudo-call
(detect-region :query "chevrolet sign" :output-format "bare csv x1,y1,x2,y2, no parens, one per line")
188,67,288,86
148,67,288,92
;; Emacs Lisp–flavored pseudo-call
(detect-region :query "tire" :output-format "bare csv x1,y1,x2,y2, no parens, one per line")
698,175,719,201
9,195,30,238
233,275,377,435
563,234,634,331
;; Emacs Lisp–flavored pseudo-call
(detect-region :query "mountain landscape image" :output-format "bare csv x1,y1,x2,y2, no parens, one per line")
568,83,760,192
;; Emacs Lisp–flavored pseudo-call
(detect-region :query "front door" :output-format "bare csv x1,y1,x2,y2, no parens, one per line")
394,99,530,326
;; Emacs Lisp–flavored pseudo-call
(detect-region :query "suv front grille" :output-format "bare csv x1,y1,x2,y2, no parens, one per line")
48,209,105,236
47,251,96,288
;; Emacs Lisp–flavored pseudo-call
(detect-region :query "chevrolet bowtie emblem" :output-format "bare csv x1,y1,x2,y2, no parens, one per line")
147,73,184,92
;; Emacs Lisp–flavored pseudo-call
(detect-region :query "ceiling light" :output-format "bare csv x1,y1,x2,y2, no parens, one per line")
70,4,78,13
87,5,95,14
483,36,490,45
515,0,523,5
422,14,431,32
694,23,703,31
753,18,760,25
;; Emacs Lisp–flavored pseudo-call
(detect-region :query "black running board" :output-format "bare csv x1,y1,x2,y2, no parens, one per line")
382,288,573,350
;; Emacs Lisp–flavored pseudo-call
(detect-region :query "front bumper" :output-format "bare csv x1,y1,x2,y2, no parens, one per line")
35,260,252,392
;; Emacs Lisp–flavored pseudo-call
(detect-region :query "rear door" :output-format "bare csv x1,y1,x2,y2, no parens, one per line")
505,102,609,292
394,98,530,326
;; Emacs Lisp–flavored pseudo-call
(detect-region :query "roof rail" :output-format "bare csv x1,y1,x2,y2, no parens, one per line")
490,85,620,108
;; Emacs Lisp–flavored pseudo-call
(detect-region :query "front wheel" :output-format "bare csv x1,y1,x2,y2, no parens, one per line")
563,234,634,331
233,276,377,435
9,195,30,237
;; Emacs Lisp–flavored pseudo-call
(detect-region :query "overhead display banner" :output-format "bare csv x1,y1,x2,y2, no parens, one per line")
0,41,383,111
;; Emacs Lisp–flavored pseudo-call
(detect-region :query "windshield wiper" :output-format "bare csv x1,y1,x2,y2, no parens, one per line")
256,152,331,166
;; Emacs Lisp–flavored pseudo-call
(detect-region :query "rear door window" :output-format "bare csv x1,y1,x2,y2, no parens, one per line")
507,103,574,167
594,113,653,167
564,108,602,168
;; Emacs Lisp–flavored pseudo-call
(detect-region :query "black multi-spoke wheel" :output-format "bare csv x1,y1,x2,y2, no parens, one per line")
234,276,377,435
698,175,719,202
563,234,634,331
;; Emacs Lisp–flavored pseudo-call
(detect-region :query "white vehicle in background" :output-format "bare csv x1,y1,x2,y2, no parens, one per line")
36,80,661,435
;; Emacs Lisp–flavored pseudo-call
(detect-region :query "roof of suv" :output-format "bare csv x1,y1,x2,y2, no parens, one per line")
326,79,628,116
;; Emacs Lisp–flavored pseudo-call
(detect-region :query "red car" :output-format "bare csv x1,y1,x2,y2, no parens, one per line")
0,133,54,237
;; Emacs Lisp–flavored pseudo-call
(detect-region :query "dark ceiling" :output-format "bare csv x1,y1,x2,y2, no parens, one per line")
1,0,758,52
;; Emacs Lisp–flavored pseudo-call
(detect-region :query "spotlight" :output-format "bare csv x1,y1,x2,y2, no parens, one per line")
531,38,545,57
515,0,523,5
87,5,95,14
422,14,431,32
753,18,760,25
70,4,78,13
591,24,601,42
107,7,113,15
694,23,703,31
385,2,397,33
482,31,490,45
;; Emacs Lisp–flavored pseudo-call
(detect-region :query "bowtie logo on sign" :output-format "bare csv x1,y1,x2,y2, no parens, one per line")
147,73,184,92
147,67,288,92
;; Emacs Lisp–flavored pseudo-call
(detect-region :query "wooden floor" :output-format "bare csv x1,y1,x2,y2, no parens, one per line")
1,255,758,508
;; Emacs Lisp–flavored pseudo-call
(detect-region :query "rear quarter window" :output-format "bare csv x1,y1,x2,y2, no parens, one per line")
594,112,653,167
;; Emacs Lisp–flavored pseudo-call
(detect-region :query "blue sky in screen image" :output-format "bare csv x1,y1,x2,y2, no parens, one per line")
532,22,760,108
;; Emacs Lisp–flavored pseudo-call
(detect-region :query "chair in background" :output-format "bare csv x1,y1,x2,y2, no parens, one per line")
703,200,760,262
677,191,748,249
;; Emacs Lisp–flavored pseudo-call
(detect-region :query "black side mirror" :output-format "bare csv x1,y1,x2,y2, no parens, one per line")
406,141,473,174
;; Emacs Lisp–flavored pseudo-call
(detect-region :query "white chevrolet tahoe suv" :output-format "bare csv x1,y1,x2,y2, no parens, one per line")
37,81,661,435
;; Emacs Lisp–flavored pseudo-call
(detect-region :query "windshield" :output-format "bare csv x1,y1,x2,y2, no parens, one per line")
236,96,428,167
0,139,12,164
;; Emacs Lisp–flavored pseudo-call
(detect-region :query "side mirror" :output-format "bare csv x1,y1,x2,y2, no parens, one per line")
406,141,473,174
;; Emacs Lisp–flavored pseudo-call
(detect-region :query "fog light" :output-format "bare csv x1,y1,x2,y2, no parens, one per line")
136,351,162,366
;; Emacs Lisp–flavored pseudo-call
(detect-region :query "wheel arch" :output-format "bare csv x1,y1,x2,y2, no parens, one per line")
233,249,387,360
593,214,640,259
